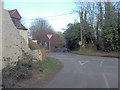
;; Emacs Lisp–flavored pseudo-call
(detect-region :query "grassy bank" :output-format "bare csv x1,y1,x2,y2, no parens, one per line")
72,48,119,58
3,57,62,88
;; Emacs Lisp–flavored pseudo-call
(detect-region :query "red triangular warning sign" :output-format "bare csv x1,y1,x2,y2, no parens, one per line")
46,34,53,40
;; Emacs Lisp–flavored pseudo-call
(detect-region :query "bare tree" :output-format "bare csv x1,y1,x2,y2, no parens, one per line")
30,18,53,44
29,18,61,51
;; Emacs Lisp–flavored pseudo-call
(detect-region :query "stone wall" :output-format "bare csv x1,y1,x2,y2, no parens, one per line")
30,50,42,61
2,9,31,68
28,39,46,61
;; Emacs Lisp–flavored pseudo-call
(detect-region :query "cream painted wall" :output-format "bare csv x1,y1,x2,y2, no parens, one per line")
19,30,28,44
2,9,42,69
2,9,30,68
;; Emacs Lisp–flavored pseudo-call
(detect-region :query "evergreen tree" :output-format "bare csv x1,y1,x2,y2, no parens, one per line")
103,2,118,51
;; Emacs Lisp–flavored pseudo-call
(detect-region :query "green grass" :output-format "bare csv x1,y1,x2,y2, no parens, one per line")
34,57,61,80
72,48,119,58
3,57,61,88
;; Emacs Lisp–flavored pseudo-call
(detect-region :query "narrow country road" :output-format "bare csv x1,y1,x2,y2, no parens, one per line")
44,53,118,88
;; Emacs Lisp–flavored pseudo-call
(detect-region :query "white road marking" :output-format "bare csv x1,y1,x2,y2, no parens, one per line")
100,60,104,67
79,61,89,66
102,72,110,88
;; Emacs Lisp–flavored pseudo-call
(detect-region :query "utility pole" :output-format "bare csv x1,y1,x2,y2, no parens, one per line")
78,10,83,50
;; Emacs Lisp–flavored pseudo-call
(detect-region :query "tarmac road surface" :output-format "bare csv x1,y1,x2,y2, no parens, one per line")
45,53,118,88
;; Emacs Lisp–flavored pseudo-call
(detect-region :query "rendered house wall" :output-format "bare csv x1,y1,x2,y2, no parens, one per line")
2,9,30,68
19,29,28,44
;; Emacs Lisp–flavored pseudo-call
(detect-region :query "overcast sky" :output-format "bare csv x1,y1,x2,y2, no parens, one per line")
4,0,80,32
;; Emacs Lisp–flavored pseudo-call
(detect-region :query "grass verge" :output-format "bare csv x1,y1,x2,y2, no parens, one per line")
72,48,119,58
3,57,62,88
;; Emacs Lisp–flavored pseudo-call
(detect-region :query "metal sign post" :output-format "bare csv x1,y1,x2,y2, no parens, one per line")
78,10,83,49
79,41,82,50
46,34,53,52
49,40,51,52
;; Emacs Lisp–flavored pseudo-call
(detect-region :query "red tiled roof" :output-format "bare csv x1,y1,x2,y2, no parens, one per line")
8,9,21,20
8,9,27,30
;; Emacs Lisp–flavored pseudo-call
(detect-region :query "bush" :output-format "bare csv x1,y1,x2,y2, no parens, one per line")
2,52,37,87
29,44,36,50
2,57,61,88
3,63,32,81
2,64,33,88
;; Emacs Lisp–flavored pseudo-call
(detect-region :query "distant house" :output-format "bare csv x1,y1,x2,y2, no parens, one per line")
8,9,28,44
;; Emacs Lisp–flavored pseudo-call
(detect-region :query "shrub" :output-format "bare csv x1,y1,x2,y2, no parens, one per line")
3,63,32,80
29,44,36,50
